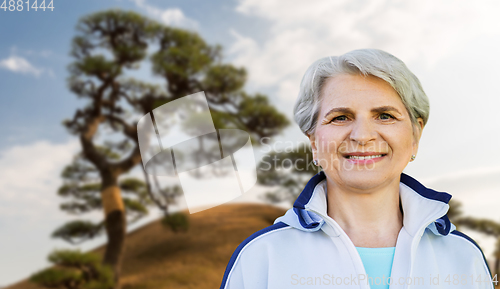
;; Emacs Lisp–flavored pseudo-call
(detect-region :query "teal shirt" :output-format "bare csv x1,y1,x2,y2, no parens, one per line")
355,247,396,289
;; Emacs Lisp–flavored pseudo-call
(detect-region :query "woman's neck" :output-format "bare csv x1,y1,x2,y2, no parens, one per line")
326,177,403,248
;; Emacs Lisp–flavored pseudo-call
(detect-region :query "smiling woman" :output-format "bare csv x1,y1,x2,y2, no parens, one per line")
311,74,424,201
219,49,494,289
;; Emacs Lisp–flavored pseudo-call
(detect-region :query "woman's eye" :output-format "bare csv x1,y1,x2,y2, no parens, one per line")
331,115,348,122
379,113,394,120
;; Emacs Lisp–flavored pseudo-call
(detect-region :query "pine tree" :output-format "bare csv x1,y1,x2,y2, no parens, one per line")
54,9,289,289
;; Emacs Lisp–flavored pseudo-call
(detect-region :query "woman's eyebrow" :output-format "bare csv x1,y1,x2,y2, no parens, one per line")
323,107,353,118
323,106,402,118
371,106,402,114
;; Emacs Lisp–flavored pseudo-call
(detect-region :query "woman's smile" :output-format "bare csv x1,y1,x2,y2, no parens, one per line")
342,152,387,165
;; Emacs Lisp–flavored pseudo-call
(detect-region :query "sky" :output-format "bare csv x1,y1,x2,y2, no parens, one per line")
1,0,500,286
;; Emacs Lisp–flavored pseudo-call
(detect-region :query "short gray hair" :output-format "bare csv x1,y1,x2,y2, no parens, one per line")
293,49,430,136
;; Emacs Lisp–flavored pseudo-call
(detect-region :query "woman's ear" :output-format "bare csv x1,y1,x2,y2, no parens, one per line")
412,117,425,153
308,133,317,159
415,118,424,140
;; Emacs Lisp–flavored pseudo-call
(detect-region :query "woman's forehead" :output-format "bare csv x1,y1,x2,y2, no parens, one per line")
320,74,405,111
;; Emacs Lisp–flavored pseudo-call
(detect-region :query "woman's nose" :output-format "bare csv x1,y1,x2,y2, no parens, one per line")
349,118,376,145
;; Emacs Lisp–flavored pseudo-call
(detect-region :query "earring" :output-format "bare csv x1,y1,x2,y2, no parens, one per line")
410,155,416,161
313,159,319,166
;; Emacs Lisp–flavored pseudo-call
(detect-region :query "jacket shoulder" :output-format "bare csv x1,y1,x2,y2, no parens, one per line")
219,221,291,289
448,230,493,276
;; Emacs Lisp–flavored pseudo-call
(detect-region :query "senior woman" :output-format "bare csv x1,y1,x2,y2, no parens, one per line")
219,49,493,289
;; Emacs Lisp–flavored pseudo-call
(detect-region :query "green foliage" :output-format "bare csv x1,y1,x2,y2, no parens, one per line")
52,220,105,245
31,268,82,289
122,197,148,223
203,64,246,94
72,55,121,78
237,93,290,138
71,9,159,65
457,217,500,237
60,155,99,183
30,249,114,289
447,199,463,223
258,143,318,204
162,212,189,232
151,27,218,92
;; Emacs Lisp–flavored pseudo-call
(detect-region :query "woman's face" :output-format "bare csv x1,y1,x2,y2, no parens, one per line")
309,74,424,191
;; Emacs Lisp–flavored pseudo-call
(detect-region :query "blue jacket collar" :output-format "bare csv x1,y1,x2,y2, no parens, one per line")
289,171,453,236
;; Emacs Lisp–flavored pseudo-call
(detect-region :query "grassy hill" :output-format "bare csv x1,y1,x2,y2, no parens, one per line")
5,203,287,289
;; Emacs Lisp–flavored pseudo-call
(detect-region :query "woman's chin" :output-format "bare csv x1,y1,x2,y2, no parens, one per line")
336,170,391,191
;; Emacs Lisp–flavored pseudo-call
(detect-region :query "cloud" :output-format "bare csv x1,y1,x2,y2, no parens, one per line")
159,8,195,27
229,0,500,101
10,45,52,58
131,0,197,29
0,55,43,77
0,139,80,222
27,50,52,58
421,166,500,186
228,0,500,261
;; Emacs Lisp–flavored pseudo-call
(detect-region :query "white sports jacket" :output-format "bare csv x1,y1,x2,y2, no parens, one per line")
220,171,494,289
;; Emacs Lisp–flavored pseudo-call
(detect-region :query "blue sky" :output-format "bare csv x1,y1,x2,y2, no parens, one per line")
0,0,270,150
1,0,500,287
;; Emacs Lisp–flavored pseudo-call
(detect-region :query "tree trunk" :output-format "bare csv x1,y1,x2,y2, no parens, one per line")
101,172,126,289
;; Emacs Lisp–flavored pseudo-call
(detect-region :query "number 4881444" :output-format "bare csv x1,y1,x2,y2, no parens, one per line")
1,0,55,11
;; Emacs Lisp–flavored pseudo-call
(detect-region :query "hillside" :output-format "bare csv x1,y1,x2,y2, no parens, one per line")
5,203,287,289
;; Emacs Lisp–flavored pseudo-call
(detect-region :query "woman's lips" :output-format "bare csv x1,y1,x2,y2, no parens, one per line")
343,154,387,164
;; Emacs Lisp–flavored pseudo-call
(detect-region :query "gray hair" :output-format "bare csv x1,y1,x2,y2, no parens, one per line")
293,49,430,136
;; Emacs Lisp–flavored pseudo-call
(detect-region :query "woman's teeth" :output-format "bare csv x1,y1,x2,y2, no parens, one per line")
346,154,383,159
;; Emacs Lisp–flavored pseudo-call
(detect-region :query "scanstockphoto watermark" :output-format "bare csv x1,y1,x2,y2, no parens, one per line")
290,273,498,286
138,92,258,214
291,274,424,287
259,152,378,172
259,137,390,155
259,137,387,172
137,91,401,213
